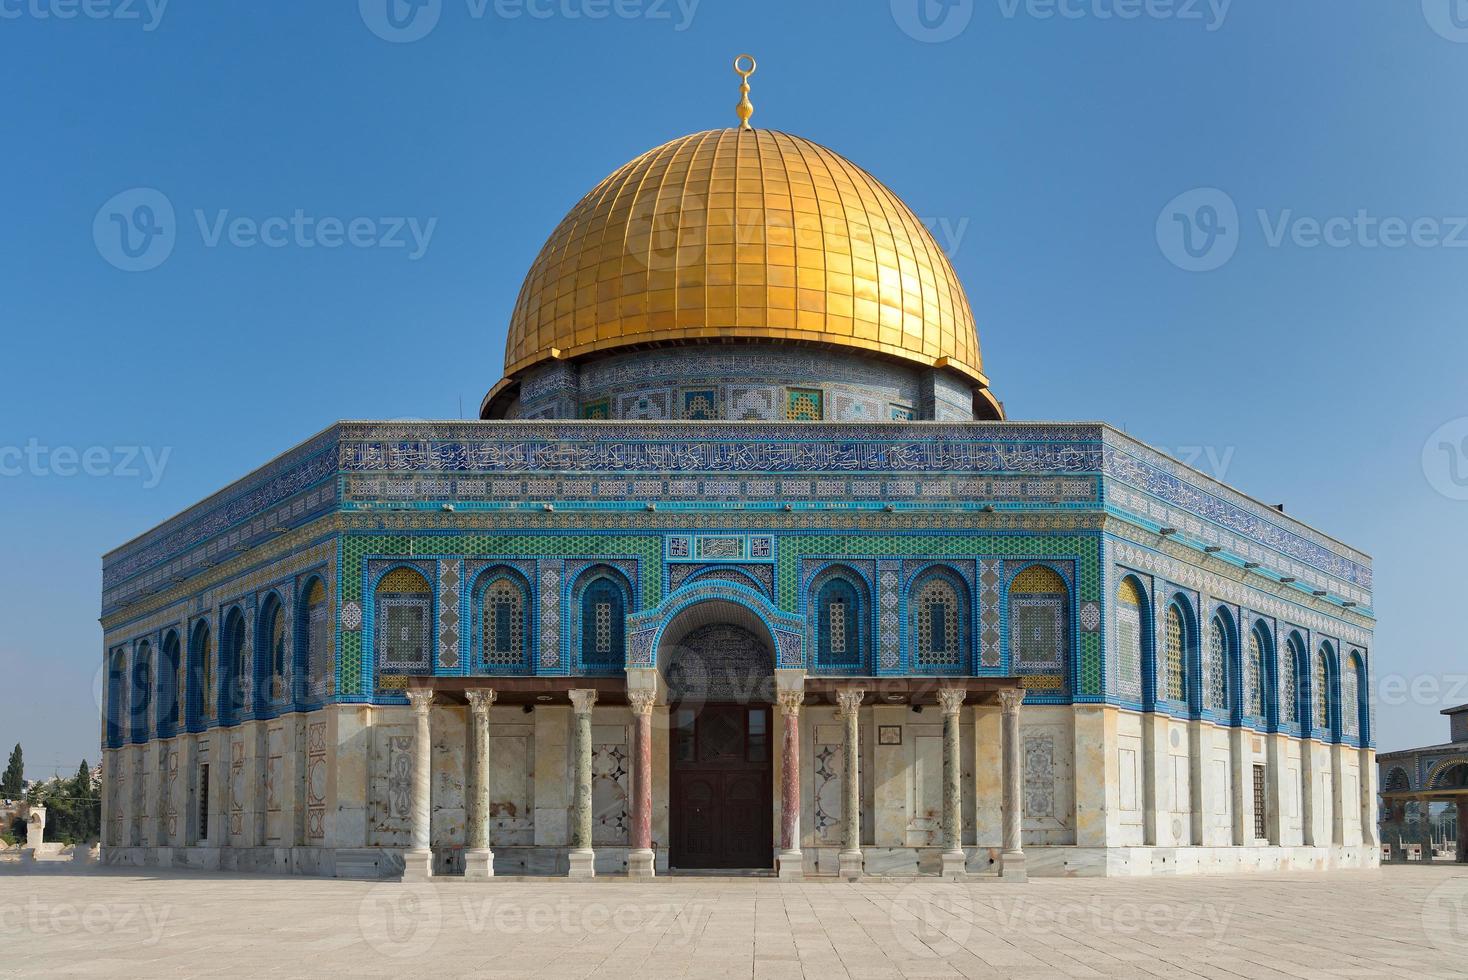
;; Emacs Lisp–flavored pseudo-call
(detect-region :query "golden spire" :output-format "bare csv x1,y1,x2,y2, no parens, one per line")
734,54,757,131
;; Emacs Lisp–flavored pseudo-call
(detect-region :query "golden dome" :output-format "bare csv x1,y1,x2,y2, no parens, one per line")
495,128,996,410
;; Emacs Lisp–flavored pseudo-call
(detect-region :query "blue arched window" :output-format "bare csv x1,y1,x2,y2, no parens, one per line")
1282,633,1306,726
1163,602,1190,706
160,630,181,735
1346,651,1367,741
131,641,152,743
296,578,329,707
1203,613,1232,716
912,567,970,674
1316,644,1335,737
1244,623,1269,721
188,621,214,729
106,648,126,748
814,573,865,672
477,569,531,674
220,608,248,725
1009,565,1068,689
580,574,627,671
1115,576,1149,703
257,594,288,713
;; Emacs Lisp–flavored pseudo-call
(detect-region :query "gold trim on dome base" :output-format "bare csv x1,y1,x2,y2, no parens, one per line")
489,127,996,412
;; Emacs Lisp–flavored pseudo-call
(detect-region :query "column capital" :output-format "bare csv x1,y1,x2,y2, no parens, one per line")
777,689,805,713
835,688,865,717
466,689,497,713
569,688,598,715
998,688,1025,714
628,689,656,716
937,688,967,715
406,689,434,714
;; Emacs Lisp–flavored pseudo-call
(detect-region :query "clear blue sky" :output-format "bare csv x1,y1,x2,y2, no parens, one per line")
2,1,1464,779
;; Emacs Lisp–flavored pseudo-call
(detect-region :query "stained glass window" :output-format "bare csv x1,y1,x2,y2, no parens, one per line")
816,576,862,670
1246,630,1265,718
162,631,182,730
1165,605,1187,703
1343,655,1360,737
581,577,625,669
916,575,961,668
1283,638,1301,724
1315,649,1331,732
482,576,527,669
1206,617,1229,713
1115,578,1144,701
303,579,329,701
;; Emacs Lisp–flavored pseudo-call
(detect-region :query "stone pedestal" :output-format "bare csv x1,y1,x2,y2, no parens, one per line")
836,688,865,881
567,689,597,879
777,688,804,880
628,689,657,878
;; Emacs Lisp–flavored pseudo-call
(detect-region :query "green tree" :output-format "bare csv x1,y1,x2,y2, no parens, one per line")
0,743,22,799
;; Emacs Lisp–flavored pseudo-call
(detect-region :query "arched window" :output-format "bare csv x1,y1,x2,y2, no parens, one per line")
1245,625,1266,719
131,641,153,742
297,578,329,704
1384,767,1410,792
189,622,214,727
1164,604,1188,703
258,594,288,710
913,568,968,672
106,648,127,748
375,568,432,678
479,571,530,672
1009,565,1067,687
1114,576,1147,702
1315,646,1332,734
220,609,248,724
579,574,627,670
1347,651,1367,740
161,630,181,734
1204,615,1230,714
813,570,867,672
1282,634,1304,725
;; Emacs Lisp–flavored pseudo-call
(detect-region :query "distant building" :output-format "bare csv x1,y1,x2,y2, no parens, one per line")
1379,705,1468,862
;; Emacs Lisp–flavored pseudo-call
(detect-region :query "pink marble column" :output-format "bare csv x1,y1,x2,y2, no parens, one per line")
777,689,803,879
628,689,656,877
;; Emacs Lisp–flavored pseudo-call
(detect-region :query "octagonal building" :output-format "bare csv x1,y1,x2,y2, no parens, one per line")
98,105,1378,880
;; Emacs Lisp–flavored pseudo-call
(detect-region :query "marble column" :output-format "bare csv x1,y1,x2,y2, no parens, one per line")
403,689,434,880
836,687,865,880
628,689,656,878
938,688,967,880
464,689,496,879
568,689,597,878
777,688,804,880
999,688,1027,882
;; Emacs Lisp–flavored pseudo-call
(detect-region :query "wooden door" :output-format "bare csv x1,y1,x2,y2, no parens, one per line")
669,704,773,869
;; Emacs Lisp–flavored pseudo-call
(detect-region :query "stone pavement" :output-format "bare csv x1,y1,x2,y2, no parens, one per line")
1,865,1466,978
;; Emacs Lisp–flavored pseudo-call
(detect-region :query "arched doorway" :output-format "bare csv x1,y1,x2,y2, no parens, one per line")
658,600,777,871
